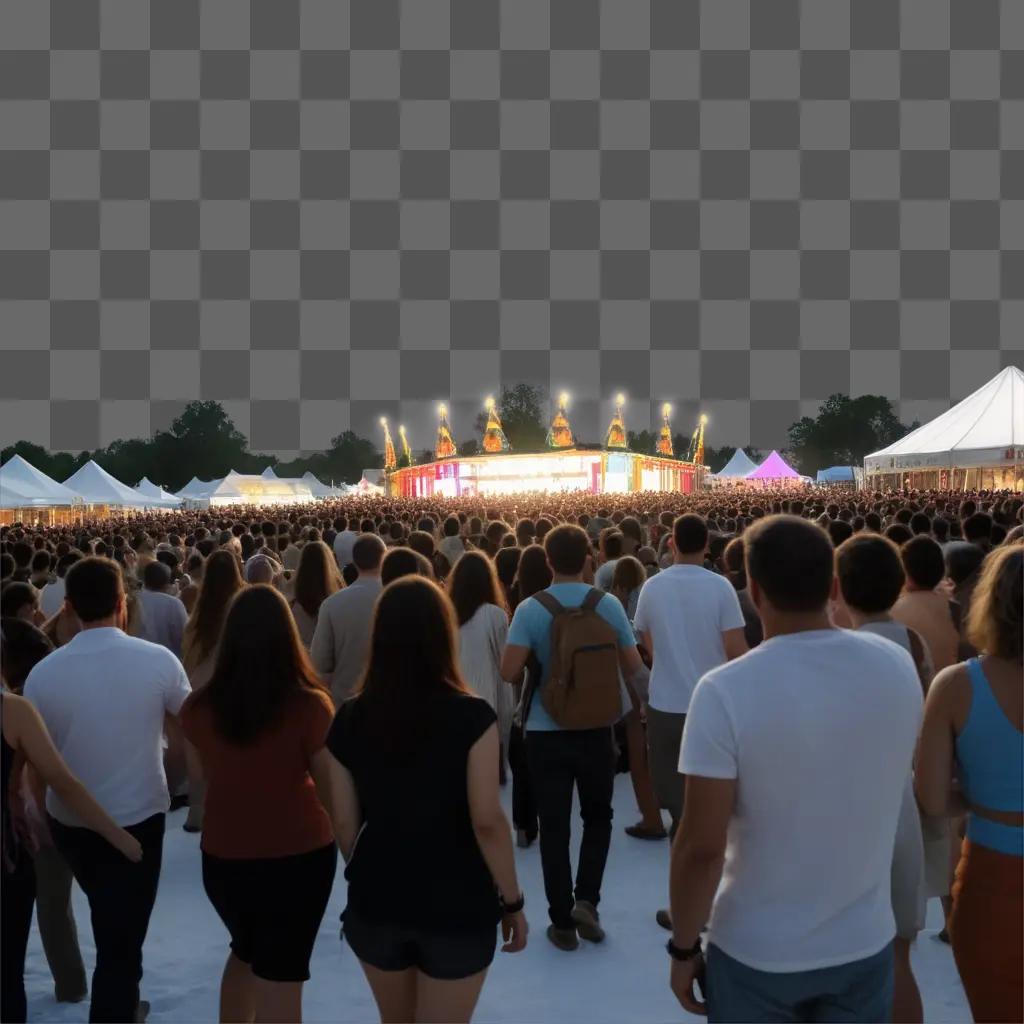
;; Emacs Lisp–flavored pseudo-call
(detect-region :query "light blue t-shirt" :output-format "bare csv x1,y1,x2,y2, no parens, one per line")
507,583,636,732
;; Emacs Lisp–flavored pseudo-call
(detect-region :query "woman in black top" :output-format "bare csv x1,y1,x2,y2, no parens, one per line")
325,577,527,1024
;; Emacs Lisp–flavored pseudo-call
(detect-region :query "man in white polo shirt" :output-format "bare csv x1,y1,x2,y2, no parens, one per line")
25,557,191,1024
633,513,747,838
667,516,922,1023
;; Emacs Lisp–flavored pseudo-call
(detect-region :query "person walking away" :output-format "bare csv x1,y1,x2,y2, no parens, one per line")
136,560,188,658
448,552,515,777
506,545,552,847
669,516,922,1024
324,578,527,1023
609,556,665,841
180,549,246,832
332,516,361,571
311,535,385,704
1,687,141,1024
23,557,191,1024
1,619,89,1006
916,544,1023,1024
181,586,338,1024
290,541,342,649
635,513,747,929
502,525,646,950
892,536,960,672
835,533,937,1023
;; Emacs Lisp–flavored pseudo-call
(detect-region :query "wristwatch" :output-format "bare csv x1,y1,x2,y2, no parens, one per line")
666,936,703,961
500,893,525,914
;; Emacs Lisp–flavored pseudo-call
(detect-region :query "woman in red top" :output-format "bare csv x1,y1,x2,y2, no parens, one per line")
181,585,337,1024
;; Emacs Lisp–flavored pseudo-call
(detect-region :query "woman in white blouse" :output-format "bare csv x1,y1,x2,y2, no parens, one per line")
447,551,514,772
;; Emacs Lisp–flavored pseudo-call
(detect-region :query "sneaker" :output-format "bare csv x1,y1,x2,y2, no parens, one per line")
570,900,605,943
516,829,535,849
135,999,150,1023
55,987,87,1004
656,908,672,931
546,924,579,951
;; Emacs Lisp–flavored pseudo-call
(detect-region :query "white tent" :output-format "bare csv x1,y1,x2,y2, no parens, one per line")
63,460,158,508
0,455,83,507
202,470,315,506
865,366,1024,478
715,448,759,478
136,477,183,505
175,476,217,498
301,471,341,498
260,466,278,480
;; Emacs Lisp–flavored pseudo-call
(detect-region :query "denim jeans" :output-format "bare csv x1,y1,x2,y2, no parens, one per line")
705,941,894,1023
526,728,615,930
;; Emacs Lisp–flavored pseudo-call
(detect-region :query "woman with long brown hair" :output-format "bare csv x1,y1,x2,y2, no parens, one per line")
448,552,514,774
181,585,337,1024
916,543,1023,1023
324,578,527,1024
289,541,341,648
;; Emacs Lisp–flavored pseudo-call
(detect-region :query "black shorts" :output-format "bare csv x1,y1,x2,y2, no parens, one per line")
202,843,337,982
343,907,496,980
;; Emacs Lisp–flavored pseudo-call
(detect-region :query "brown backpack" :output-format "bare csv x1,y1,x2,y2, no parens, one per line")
532,589,622,729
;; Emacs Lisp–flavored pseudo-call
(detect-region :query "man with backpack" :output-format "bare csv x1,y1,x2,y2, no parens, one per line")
502,524,646,951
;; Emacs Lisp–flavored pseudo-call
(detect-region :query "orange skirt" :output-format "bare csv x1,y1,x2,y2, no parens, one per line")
950,839,1024,1023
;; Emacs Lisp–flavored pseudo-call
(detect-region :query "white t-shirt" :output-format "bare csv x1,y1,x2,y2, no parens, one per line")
38,577,66,618
333,530,359,568
633,564,745,713
679,628,923,972
24,627,192,827
137,588,189,657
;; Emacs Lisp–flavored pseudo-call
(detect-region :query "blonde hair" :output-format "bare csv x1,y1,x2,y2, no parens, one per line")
966,544,1023,661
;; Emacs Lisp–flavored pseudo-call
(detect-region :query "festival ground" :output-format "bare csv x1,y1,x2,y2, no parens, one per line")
23,778,969,1024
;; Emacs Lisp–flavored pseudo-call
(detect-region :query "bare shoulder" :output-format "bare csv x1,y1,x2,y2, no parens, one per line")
925,662,973,728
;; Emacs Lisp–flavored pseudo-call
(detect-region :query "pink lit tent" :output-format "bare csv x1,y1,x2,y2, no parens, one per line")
746,450,801,481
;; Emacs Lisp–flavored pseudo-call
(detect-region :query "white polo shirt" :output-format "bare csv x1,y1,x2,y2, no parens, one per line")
24,627,191,828
633,564,745,713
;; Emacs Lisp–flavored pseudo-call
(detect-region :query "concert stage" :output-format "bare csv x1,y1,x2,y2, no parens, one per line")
386,449,705,497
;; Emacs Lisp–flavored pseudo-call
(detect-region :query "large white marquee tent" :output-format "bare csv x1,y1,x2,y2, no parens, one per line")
0,455,83,518
864,366,1024,490
64,461,181,509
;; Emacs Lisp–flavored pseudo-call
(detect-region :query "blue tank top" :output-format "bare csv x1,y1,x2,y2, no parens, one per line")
955,658,1023,857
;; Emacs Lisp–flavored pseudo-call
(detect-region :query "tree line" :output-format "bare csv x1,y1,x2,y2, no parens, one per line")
1,388,914,492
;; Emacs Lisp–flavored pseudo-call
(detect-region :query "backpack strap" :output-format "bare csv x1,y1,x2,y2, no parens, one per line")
581,587,605,613
533,591,564,618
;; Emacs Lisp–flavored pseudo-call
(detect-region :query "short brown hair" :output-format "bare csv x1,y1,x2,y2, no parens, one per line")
966,545,1023,661
65,557,124,623
745,516,834,613
544,524,590,576
836,534,905,614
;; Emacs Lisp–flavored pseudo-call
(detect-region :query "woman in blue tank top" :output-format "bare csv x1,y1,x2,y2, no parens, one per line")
916,544,1023,1024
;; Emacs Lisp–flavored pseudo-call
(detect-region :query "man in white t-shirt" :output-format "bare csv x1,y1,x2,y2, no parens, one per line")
136,559,188,657
668,516,922,1023
633,513,747,837
332,516,361,569
25,556,191,1024
594,528,624,591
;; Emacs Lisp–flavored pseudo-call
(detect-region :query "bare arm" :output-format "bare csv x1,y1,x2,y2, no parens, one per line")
915,667,964,817
500,643,530,684
8,696,142,861
722,627,748,662
310,607,335,677
668,775,735,1016
467,723,527,952
310,747,362,860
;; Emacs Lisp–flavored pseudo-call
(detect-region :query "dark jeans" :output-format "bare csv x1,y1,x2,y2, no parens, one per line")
706,942,894,1024
1,856,36,1024
526,728,616,930
51,813,165,1024
509,721,537,839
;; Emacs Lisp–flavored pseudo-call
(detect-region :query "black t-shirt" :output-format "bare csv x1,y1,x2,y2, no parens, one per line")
326,691,500,927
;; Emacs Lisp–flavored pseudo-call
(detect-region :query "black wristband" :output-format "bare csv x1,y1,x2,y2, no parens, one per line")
666,937,702,961
500,893,525,914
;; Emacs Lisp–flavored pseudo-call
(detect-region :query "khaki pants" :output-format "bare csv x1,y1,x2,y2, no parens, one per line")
645,706,687,833
34,843,87,1001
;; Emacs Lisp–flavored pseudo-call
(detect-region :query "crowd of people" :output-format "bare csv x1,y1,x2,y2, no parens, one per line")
1,485,1021,1024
